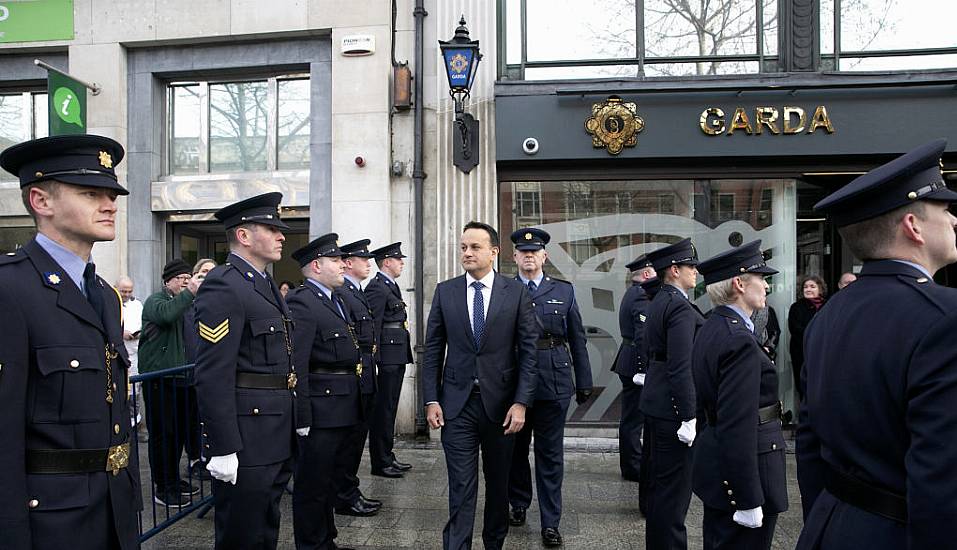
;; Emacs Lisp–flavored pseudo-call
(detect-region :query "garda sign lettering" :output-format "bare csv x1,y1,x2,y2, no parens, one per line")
700,105,835,136
0,0,74,44
443,48,475,88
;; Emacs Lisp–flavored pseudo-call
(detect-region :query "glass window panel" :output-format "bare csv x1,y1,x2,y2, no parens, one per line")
524,64,640,80
645,0,757,59
506,0,522,65
171,85,201,174
33,93,48,139
839,53,957,71
277,79,311,170
762,0,778,55
840,0,957,52
526,0,637,62
209,81,268,173
179,235,199,271
0,225,36,254
644,60,760,76
0,94,26,182
820,0,835,54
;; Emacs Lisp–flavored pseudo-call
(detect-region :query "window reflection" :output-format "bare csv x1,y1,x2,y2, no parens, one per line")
277,79,311,170
209,81,268,172
171,85,201,174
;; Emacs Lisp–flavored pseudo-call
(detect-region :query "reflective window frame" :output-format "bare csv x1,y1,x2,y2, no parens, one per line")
0,91,48,182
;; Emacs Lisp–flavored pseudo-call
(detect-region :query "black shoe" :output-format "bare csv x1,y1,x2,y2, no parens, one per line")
154,490,189,508
335,499,379,517
542,527,563,547
177,480,200,496
359,495,382,509
188,461,213,481
371,466,404,478
391,459,412,472
509,507,526,526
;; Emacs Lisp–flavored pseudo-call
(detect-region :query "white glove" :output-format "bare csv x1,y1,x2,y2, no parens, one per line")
206,453,239,485
296,427,311,437
632,373,646,385
732,506,763,528
676,418,696,446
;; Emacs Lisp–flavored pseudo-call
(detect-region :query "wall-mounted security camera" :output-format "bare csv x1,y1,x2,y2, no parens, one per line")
522,137,540,155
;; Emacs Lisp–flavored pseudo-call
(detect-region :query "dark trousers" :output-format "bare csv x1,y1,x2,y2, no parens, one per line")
185,385,202,461
441,391,515,550
644,416,694,550
294,425,353,549
703,505,778,550
508,397,570,529
618,375,644,481
369,363,406,470
335,394,376,507
143,377,192,493
212,458,293,550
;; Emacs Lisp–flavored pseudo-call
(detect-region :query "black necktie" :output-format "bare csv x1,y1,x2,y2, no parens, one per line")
527,280,537,294
83,263,105,321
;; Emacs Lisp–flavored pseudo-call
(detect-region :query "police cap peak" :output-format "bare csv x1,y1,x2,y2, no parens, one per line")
214,192,289,230
815,138,957,227
625,254,653,271
697,240,778,285
371,242,406,261
646,238,699,272
340,239,375,258
0,134,128,195
292,233,343,267
511,228,550,251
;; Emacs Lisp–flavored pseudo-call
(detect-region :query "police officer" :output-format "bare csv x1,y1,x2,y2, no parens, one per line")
506,228,592,547
640,237,705,550
796,139,957,549
612,254,656,488
193,192,307,550
287,233,363,550
692,241,787,550
0,135,140,550
332,239,382,517
366,242,414,477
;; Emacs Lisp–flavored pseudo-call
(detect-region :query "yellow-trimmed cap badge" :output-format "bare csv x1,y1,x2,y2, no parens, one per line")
199,319,229,344
98,151,113,169
525,233,533,240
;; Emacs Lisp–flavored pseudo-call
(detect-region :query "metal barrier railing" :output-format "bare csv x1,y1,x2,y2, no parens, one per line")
130,363,213,542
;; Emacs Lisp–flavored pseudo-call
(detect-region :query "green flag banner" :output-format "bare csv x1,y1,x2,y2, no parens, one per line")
47,70,86,135
0,1,74,44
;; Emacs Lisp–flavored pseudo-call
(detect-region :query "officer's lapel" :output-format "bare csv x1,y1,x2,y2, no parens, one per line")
453,276,475,346
348,279,371,309
536,276,556,299
316,287,345,320
25,239,105,333
480,273,508,349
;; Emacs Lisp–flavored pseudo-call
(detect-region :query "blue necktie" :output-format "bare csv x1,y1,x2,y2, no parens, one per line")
527,280,537,294
471,281,485,349
83,263,105,322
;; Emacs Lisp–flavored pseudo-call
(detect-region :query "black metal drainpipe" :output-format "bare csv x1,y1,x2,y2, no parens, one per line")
412,0,429,438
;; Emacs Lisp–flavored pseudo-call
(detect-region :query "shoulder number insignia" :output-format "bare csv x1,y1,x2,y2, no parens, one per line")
199,319,230,343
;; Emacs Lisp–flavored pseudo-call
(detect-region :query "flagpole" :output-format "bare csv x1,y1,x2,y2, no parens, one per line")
34,59,100,96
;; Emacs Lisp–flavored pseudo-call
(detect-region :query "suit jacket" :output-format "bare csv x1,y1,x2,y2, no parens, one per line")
0,238,140,550
193,253,302,466
422,272,539,423
612,283,652,379
365,272,413,365
287,282,363,429
797,261,957,548
336,278,378,397
692,306,787,514
639,283,705,421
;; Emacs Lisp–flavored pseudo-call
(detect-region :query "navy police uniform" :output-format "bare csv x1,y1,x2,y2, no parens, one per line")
287,234,364,549
193,193,303,550
639,238,705,550
692,241,787,550
612,254,654,485
0,135,140,550
797,139,957,549
332,239,381,515
365,242,414,476
506,229,593,542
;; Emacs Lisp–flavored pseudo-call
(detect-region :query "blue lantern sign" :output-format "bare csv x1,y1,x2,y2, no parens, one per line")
439,16,482,173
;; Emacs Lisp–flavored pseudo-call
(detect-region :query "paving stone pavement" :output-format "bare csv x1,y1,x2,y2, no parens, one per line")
140,436,804,549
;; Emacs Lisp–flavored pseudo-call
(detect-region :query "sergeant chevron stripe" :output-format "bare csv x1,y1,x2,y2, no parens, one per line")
199,319,229,343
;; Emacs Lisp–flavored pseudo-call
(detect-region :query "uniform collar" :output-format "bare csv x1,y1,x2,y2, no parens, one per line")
377,270,396,285
343,273,363,289
35,232,89,292
889,259,932,279
230,252,267,279
665,282,688,299
517,272,544,287
725,304,755,333
306,278,334,300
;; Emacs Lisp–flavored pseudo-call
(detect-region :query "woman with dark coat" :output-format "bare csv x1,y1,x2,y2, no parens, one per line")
788,275,827,400
692,241,788,550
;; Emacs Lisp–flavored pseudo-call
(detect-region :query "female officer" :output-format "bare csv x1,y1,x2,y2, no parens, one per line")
692,240,788,550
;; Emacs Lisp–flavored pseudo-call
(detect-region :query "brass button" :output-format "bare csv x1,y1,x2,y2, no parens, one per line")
253,408,260,415
0,363,3,372
205,444,210,448
114,424,120,434
723,480,729,486
772,443,777,450
727,489,733,495
269,326,275,332
70,359,80,368
325,389,331,394
730,500,737,506
112,383,117,392
28,499,39,508
334,333,339,337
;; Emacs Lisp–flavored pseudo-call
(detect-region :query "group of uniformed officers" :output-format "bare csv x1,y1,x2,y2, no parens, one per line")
2,128,955,550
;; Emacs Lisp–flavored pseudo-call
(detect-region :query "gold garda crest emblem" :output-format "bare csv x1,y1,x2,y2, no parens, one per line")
584,96,644,155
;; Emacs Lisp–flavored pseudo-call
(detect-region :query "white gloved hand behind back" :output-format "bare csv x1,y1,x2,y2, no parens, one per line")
296,427,310,437
676,418,696,446
732,506,764,528
207,453,239,485
632,373,646,386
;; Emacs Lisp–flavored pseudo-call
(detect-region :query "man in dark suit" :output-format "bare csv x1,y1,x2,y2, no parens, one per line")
506,228,592,547
365,242,414,478
0,135,141,550
423,221,538,550
797,139,957,549
193,192,308,550
287,233,362,550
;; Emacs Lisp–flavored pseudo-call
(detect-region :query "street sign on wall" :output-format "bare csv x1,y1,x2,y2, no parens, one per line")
0,0,74,44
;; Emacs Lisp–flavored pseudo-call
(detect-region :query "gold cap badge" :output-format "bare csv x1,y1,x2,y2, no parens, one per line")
98,151,113,169
525,233,533,240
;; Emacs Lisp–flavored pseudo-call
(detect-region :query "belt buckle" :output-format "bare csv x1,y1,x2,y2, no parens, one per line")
287,373,298,390
403,320,409,331
356,362,363,376
106,442,130,476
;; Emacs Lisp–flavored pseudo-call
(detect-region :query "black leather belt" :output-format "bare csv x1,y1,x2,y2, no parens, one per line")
622,337,635,346
26,442,131,475
382,321,406,330
309,366,357,375
650,351,667,362
236,372,297,390
536,336,566,350
703,402,782,425
825,466,907,523
359,344,375,354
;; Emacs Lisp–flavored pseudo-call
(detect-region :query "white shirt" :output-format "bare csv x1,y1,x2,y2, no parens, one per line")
465,270,495,325
122,298,144,375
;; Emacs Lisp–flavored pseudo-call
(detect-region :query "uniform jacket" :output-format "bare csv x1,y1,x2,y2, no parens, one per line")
612,283,651,379
138,286,194,373
521,274,592,400
0,238,141,550
797,261,957,548
639,283,705,420
193,253,302,467
336,278,378,397
365,272,413,365
422,272,539,423
692,306,787,514
287,282,363,429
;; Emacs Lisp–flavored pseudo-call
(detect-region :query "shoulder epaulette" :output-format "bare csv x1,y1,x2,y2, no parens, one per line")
0,249,27,266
